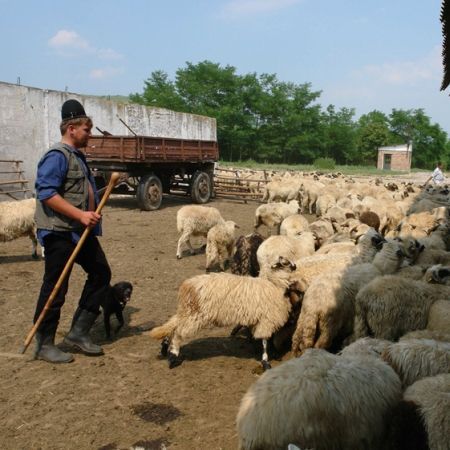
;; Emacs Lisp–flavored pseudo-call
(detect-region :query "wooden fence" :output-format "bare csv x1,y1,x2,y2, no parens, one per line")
0,160,31,200
213,167,270,202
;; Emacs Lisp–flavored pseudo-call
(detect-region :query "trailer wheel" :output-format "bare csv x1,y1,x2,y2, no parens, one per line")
137,174,163,211
190,171,211,204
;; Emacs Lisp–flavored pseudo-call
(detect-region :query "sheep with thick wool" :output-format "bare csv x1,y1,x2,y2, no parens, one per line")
291,228,385,285
149,256,304,370
254,199,300,234
261,179,302,203
291,239,406,355
236,348,402,450
388,374,450,450
0,198,38,259
400,329,450,342
280,214,310,237
257,232,316,275
299,180,324,214
353,266,450,341
205,220,238,272
176,205,224,259
381,338,450,388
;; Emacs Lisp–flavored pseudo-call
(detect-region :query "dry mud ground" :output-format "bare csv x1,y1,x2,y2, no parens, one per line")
0,194,287,450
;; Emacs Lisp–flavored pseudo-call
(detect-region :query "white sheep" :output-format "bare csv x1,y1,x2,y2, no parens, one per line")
381,338,450,387
236,348,402,450
0,198,38,259
315,193,336,217
205,220,238,272
315,240,356,255
307,218,335,246
254,200,300,234
262,179,302,203
388,374,450,450
291,228,385,285
176,205,224,259
279,214,310,237
352,269,450,341
149,256,303,370
299,180,324,214
257,232,316,275
291,239,406,355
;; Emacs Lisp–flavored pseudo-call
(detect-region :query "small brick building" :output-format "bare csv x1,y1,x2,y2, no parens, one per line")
377,143,412,171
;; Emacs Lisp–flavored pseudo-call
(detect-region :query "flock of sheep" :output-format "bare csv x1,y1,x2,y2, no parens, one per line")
152,169,449,450
1,168,449,450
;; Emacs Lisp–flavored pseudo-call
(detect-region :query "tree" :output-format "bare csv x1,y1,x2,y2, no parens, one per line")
321,105,357,164
355,111,391,164
129,70,186,112
389,109,448,168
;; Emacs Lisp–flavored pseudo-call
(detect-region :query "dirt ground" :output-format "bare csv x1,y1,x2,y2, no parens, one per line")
0,194,283,450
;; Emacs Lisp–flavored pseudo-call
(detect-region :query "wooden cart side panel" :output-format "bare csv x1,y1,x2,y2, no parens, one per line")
84,136,218,163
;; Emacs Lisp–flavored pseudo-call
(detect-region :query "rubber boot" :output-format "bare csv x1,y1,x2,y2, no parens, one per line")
34,329,74,364
64,308,103,355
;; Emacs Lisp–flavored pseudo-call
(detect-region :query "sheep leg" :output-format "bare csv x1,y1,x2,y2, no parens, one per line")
177,231,194,259
159,337,170,358
29,232,39,260
261,339,271,370
230,324,243,336
206,243,218,272
167,332,183,368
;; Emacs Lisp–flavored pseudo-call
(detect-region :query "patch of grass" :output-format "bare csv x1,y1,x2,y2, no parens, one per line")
218,160,410,176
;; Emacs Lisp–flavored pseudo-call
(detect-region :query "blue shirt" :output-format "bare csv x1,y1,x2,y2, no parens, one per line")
35,145,101,246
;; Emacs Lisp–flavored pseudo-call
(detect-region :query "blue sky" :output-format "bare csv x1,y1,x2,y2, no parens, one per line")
1,0,448,132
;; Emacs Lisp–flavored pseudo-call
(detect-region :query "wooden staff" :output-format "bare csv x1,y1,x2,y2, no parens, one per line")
19,172,120,355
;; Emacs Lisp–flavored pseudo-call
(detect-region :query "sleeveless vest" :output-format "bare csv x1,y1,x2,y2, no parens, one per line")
35,143,91,231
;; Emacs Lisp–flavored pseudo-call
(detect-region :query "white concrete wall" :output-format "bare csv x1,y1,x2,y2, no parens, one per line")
0,81,217,189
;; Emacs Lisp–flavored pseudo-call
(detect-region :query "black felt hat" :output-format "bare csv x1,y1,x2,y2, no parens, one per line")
61,99,88,121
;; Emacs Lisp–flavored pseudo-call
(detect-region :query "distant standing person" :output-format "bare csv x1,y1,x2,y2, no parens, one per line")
32,99,111,364
425,161,445,185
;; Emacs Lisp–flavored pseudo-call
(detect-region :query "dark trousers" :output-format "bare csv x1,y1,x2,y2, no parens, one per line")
34,234,111,334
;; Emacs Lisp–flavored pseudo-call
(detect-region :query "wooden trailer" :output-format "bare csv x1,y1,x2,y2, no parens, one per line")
83,135,219,210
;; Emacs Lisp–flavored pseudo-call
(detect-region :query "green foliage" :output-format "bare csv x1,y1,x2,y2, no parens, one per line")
313,157,336,170
132,61,449,169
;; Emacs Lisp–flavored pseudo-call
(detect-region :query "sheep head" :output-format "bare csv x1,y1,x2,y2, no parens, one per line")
423,264,450,285
394,236,424,263
271,256,296,272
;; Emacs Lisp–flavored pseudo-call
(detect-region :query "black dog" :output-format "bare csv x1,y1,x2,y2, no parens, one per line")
101,281,133,339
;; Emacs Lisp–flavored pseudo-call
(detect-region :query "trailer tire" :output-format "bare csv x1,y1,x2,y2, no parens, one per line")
137,174,163,211
190,171,211,204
